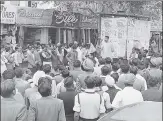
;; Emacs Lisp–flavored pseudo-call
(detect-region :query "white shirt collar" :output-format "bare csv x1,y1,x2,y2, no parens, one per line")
85,89,95,93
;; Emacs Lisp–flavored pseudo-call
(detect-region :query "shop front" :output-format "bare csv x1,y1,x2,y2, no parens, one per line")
51,10,80,45
1,4,17,46
16,7,54,46
79,14,98,46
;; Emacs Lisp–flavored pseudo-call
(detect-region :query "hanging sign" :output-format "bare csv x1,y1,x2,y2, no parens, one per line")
1,4,16,24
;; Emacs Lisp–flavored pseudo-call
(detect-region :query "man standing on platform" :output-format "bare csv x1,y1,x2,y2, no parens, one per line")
101,36,114,58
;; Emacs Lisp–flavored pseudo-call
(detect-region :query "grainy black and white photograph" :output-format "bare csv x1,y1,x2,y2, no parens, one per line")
0,1,162,121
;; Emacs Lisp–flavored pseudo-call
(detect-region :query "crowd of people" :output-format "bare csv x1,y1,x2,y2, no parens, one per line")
1,38,162,121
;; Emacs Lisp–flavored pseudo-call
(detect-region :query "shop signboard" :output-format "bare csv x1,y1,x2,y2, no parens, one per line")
51,11,80,28
1,4,16,24
16,7,53,26
80,15,98,29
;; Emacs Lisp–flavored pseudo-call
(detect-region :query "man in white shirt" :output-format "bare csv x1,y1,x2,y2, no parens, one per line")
101,36,114,59
112,73,144,109
73,76,106,121
93,58,106,76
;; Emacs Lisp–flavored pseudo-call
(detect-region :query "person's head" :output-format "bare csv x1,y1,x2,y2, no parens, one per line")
112,63,120,72
2,69,15,80
123,73,136,87
130,66,138,75
73,60,81,68
137,62,146,70
49,73,55,77
101,66,112,76
105,36,109,43
5,46,10,52
82,58,94,72
69,43,73,48
84,76,95,89
131,58,140,66
111,73,119,83
1,79,16,98
42,64,51,74
132,47,136,53
38,77,52,97
98,58,106,66
120,64,130,74
14,68,24,78
105,57,112,65
64,75,74,89
31,46,35,53
93,76,102,87
61,69,70,78
57,65,67,73
72,44,77,50
147,76,161,89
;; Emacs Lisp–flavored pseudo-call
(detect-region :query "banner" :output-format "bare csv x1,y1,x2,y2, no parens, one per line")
101,17,127,57
51,11,80,27
101,17,150,58
16,7,53,26
1,4,16,24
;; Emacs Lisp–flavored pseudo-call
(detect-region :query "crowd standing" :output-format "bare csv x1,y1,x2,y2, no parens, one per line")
1,36,162,121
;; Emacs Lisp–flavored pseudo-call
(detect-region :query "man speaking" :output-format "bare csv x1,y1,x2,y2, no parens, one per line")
101,36,115,58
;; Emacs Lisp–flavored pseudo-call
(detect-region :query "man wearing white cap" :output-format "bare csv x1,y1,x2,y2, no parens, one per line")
76,58,95,93
112,73,144,109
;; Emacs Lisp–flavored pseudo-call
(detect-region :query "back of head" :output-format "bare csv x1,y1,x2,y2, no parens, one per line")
2,69,15,80
14,68,24,78
101,66,112,76
93,76,102,87
84,76,95,89
58,65,66,72
147,76,160,88
61,69,70,78
120,64,130,74
38,77,52,97
1,79,15,98
73,60,81,68
130,66,138,75
98,58,106,65
123,73,136,86
105,57,112,65
132,58,140,66
42,64,51,74
111,73,119,83
64,75,74,88
112,63,120,72
137,62,146,70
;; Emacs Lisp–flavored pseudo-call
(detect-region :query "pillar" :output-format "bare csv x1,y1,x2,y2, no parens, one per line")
63,29,66,44
40,28,48,44
82,29,85,44
88,29,90,43
56,28,60,44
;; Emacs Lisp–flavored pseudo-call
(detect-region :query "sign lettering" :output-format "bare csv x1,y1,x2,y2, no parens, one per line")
18,8,43,18
1,5,16,24
52,11,80,27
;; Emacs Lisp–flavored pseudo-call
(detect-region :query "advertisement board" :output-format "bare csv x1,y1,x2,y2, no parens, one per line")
1,4,16,24
101,17,150,58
